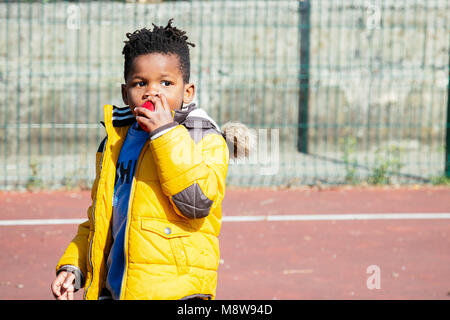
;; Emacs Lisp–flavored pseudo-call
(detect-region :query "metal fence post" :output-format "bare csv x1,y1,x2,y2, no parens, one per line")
297,0,311,153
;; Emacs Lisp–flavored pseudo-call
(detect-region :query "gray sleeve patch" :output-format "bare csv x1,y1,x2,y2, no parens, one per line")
182,117,221,143
172,183,213,219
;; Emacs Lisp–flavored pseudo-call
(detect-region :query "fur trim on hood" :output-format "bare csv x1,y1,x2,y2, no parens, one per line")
221,121,256,160
176,103,256,160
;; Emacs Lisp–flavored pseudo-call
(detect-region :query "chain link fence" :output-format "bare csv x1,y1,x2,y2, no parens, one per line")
0,0,449,189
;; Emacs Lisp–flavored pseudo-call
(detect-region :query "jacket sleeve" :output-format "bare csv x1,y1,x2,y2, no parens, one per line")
55,137,106,286
150,123,229,219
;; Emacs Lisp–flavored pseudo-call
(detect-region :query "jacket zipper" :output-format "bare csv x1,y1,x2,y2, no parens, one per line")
83,200,96,299
118,142,148,300
84,139,107,299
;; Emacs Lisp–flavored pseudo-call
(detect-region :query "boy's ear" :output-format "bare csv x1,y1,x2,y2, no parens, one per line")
183,83,195,104
121,84,128,105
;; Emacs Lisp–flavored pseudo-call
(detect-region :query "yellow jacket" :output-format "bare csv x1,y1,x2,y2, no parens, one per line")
56,104,229,300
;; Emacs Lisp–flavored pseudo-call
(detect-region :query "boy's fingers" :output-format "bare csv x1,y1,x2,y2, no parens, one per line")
68,288,74,300
51,283,61,297
56,271,67,284
57,291,68,300
152,95,164,113
51,271,67,297
136,116,148,126
63,273,76,289
159,94,171,111
135,107,152,119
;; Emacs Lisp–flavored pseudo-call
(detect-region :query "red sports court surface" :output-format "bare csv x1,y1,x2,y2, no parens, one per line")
0,186,449,300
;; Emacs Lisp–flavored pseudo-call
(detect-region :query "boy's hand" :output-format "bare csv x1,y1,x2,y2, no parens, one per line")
135,94,174,133
51,271,76,300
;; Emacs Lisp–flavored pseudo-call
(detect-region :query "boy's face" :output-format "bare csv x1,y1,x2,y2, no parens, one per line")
121,53,195,114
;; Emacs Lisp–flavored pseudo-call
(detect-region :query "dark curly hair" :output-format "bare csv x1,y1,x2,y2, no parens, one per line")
122,18,195,83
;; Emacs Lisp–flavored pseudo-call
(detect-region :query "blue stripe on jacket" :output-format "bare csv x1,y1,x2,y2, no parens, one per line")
106,122,149,299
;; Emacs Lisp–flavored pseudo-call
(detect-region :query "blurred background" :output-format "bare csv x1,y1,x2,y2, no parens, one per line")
0,0,449,190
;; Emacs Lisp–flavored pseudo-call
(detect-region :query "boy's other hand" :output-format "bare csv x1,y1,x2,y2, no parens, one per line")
51,271,76,300
135,94,174,133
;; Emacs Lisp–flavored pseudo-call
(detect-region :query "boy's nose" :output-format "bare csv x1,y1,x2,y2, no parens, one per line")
144,89,160,98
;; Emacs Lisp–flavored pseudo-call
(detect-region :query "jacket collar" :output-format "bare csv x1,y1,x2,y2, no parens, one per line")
109,103,198,128
173,103,197,124
111,105,135,128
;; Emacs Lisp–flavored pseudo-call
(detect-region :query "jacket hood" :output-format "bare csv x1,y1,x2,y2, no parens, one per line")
174,103,221,132
108,103,254,159
109,103,218,129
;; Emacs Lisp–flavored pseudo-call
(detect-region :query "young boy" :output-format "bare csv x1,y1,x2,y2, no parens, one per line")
51,19,230,300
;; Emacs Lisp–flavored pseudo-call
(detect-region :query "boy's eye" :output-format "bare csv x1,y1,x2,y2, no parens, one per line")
134,81,146,87
161,80,172,87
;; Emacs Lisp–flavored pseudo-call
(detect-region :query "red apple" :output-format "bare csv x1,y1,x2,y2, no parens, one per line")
142,100,155,112
138,101,155,131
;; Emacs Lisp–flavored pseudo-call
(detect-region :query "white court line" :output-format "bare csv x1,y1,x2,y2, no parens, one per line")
0,218,86,226
223,213,450,222
1,213,450,226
